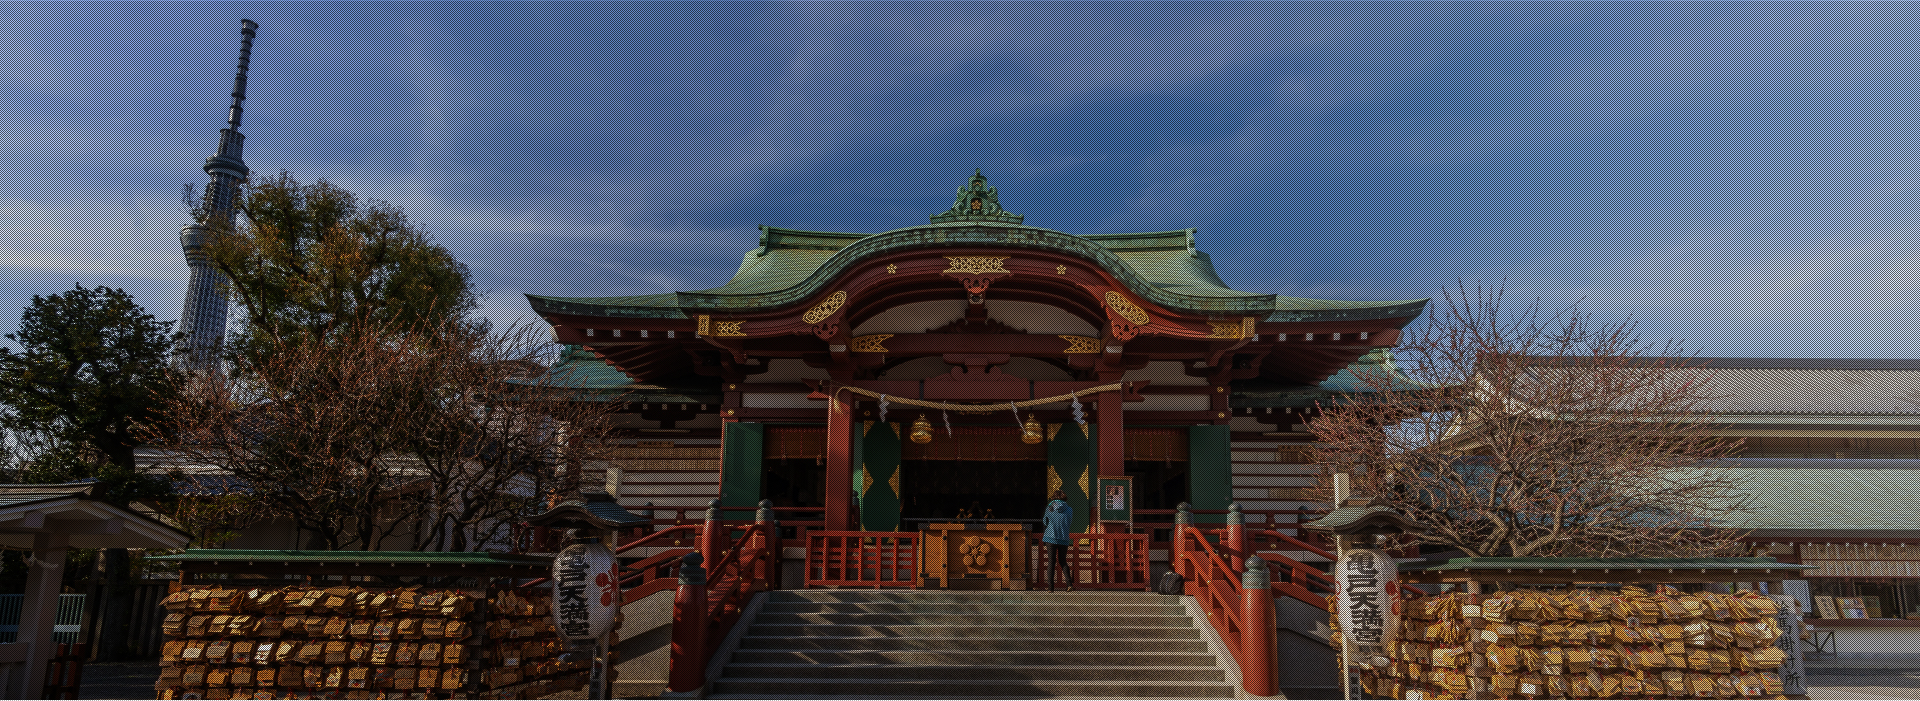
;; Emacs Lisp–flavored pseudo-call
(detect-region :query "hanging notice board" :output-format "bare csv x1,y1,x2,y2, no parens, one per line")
1096,476,1133,523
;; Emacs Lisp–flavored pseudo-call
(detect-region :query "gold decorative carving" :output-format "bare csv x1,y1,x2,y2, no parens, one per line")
802,291,848,325
712,320,745,337
1047,465,1063,498
862,420,875,436
1207,320,1244,339
1046,423,1062,442
1243,316,1257,338
1077,467,1089,498
887,469,900,498
886,263,898,274
942,256,1011,275
1059,335,1101,354
1055,264,1067,275
850,334,893,353
697,315,711,336
1079,423,1090,439
1104,291,1150,326
860,466,874,497
889,422,900,438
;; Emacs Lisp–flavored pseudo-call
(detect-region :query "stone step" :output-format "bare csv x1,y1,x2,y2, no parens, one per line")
737,635,1211,653
759,602,1185,616
722,662,1226,682
730,649,1220,668
745,624,1203,640
768,591,1167,605
753,612,1191,627
708,678,1237,699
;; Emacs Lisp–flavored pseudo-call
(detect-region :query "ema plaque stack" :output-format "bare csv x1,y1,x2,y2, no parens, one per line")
175,19,258,370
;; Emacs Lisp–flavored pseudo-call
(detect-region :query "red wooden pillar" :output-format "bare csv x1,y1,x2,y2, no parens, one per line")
824,390,855,532
666,553,709,693
1097,385,1124,477
1240,556,1279,697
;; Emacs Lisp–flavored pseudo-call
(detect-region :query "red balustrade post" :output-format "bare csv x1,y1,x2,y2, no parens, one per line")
699,499,725,573
1174,502,1193,595
1226,502,1247,573
755,500,777,591
666,553,709,694
1240,555,1279,697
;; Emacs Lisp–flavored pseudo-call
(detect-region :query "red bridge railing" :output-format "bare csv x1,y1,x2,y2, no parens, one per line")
666,502,780,694
804,532,920,588
1030,533,1151,590
1173,504,1280,697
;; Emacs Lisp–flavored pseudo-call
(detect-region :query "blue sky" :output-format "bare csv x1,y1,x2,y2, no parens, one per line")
3,2,1913,359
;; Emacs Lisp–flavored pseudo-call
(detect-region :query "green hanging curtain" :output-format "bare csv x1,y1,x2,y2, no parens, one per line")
857,421,904,532
719,422,766,512
1045,423,1096,533
1188,424,1233,524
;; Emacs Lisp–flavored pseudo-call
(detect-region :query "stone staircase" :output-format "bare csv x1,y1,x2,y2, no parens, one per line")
707,589,1236,699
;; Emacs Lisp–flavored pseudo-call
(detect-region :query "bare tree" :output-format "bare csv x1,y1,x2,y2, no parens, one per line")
1309,282,1750,558
153,320,613,551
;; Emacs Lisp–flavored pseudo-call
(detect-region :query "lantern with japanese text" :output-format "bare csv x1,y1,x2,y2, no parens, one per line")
551,540,620,647
1335,547,1399,666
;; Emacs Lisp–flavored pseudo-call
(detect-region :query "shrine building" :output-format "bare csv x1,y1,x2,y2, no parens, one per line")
527,171,1427,538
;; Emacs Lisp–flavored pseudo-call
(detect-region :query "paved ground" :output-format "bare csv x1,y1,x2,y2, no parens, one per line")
78,659,158,700
1807,668,1920,700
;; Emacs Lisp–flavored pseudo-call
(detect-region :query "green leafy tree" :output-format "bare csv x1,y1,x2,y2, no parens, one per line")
189,171,478,365
0,284,177,660
0,285,175,502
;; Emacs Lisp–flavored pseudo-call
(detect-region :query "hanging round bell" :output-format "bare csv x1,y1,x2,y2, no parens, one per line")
1020,413,1044,444
909,414,935,444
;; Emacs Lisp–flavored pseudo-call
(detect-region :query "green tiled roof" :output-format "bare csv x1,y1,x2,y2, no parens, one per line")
528,224,1426,323
1716,461,1920,532
147,549,552,567
1231,349,1432,407
1404,557,1811,573
539,346,720,399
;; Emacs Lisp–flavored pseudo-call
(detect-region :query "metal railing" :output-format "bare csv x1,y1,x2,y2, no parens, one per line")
0,594,84,644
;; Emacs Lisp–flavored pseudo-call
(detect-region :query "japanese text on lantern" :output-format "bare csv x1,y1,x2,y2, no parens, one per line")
1336,548,1399,661
555,551,593,638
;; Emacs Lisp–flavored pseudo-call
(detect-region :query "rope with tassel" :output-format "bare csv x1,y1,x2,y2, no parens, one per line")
828,381,1126,414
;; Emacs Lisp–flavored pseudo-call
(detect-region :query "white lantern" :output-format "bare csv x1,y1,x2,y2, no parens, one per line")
552,540,620,645
1335,547,1399,665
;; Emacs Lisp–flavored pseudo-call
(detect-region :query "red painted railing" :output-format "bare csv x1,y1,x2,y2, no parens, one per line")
666,504,781,694
1174,518,1279,697
1030,533,1151,590
1250,529,1335,608
805,532,920,588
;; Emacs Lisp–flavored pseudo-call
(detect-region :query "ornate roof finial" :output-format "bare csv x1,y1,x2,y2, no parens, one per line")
931,169,1024,224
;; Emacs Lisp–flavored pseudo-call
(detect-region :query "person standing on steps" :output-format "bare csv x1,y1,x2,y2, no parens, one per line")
1042,490,1074,592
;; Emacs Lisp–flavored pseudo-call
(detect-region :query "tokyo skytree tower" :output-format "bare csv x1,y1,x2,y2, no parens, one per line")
175,19,258,370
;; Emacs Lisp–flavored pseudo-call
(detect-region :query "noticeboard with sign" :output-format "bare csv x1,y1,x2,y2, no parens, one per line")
1096,476,1133,523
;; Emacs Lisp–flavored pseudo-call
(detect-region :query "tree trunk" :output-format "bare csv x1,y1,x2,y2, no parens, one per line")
92,548,135,661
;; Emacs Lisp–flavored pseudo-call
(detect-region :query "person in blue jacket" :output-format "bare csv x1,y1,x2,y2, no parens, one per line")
1042,490,1073,592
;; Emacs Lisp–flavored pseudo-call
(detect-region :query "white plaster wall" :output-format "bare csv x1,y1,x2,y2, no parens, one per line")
876,356,953,380
755,359,828,383
981,301,1098,336
852,301,967,335
1828,627,1920,655
743,393,824,408
1131,395,1210,411
1124,361,1208,386
851,300,1097,337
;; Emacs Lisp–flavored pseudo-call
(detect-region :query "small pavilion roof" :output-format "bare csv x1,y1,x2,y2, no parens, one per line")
526,491,650,531
0,482,192,549
528,224,1425,323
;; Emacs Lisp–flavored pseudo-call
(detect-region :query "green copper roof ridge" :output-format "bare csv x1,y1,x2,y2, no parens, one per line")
526,223,1429,323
